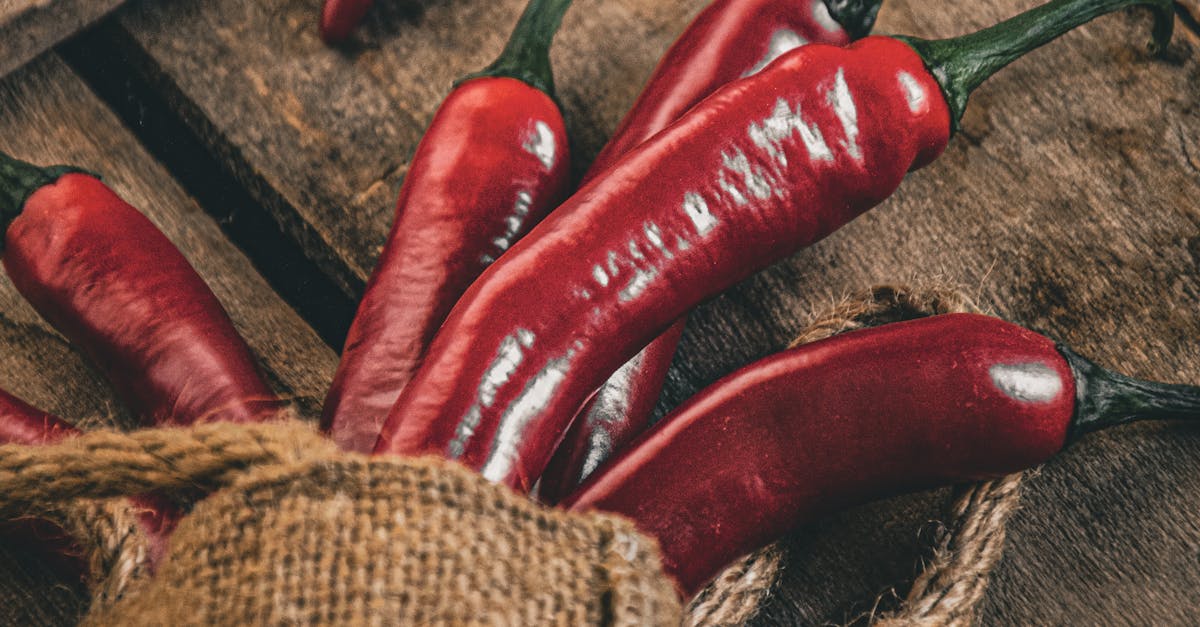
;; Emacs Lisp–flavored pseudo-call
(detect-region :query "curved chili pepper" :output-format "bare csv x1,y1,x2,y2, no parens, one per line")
0,160,284,427
321,0,573,453
0,388,176,573
539,0,883,504
563,313,1200,596
375,0,1173,492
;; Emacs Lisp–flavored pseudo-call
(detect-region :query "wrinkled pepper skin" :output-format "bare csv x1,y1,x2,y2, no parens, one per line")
3,173,283,426
376,38,952,490
540,0,861,504
322,77,570,453
564,314,1075,596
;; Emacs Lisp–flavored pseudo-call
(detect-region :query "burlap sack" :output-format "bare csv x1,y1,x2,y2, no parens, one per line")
0,284,1023,626
0,421,680,625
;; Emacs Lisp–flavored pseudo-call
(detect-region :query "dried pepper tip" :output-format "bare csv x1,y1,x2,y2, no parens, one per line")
1061,345,1200,443
896,0,1174,133
0,151,84,237
458,0,575,98
822,0,883,40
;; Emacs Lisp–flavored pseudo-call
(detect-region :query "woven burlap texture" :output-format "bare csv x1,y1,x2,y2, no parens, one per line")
0,422,681,625
0,283,1025,626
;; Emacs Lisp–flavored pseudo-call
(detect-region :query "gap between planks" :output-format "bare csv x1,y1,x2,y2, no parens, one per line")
59,23,357,350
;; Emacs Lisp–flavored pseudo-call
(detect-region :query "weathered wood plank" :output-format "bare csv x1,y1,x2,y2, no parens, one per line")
0,53,338,622
0,0,124,79
100,0,1200,623
105,0,706,298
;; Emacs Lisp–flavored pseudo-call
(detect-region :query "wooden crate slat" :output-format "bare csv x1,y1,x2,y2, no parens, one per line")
0,0,125,79
107,0,700,297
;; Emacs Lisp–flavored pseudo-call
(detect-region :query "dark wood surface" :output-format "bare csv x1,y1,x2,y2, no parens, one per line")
0,0,1198,623
0,0,125,78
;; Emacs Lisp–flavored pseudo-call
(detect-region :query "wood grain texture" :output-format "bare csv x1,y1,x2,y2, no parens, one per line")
108,0,708,297
0,54,338,622
0,0,124,79
93,0,1200,623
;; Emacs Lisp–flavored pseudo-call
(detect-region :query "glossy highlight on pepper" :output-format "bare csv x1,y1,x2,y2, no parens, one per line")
585,0,871,181
564,313,1200,596
322,0,573,453
540,0,882,503
376,36,951,489
375,0,1172,490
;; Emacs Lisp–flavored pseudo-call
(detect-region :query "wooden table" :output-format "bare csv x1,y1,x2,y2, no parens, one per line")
1,0,1198,623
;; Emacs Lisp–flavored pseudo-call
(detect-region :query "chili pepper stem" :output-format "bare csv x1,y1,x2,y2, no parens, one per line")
897,0,1173,132
459,0,574,97
1061,345,1200,441
0,151,83,236
823,0,882,40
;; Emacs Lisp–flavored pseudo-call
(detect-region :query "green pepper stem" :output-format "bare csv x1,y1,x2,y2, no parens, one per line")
1060,345,1200,442
0,151,82,237
897,0,1174,132
823,0,883,40
460,0,574,97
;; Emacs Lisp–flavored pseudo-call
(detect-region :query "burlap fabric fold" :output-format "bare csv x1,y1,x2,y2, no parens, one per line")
0,284,1024,625
0,421,681,625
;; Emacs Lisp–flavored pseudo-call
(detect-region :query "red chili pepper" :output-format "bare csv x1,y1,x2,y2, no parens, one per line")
0,390,87,578
588,0,875,180
0,163,284,427
539,0,882,503
0,389,75,446
374,0,1172,492
321,0,573,453
563,313,1200,596
0,388,176,573
319,0,374,44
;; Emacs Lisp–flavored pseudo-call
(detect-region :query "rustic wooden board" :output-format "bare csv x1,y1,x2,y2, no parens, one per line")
103,0,708,298
0,54,338,623
0,0,124,79
76,0,1200,623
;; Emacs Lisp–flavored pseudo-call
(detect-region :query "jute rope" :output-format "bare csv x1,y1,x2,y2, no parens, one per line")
684,285,1026,626
1,421,335,604
0,421,334,513
0,423,683,625
58,499,153,606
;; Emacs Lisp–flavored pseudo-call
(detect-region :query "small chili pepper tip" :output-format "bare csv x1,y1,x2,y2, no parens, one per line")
319,0,374,44
0,151,85,238
457,0,574,98
823,0,883,40
1063,345,1200,442
896,0,1174,132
